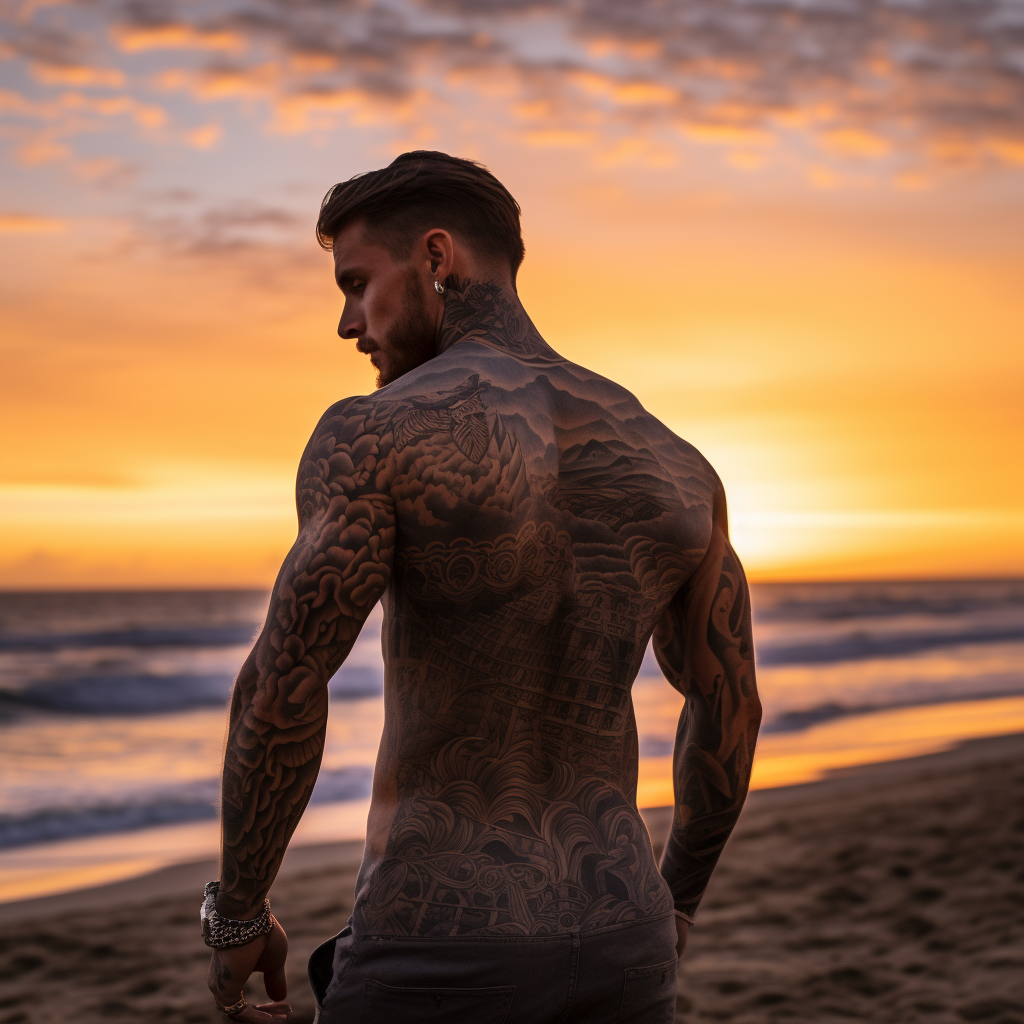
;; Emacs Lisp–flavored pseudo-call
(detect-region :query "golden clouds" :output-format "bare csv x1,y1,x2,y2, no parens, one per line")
569,71,677,107
594,137,676,168
4,0,1024,177
0,212,63,232
185,122,221,149
679,122,773,148
987,139,1024,165
110,23,245,55
0,79,168,170
31,63,124,88
0,86,165,127
270,86,423,135
820,129,890,159
14,136,69,165
523,128,597,149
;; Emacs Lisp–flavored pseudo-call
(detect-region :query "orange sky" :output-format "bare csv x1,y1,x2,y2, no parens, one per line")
1,0,1022,588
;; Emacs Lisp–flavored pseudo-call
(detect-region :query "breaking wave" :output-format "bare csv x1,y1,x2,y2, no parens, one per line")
0,766,373,850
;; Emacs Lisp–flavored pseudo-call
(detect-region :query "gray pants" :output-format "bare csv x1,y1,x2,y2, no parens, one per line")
309,914,679,1023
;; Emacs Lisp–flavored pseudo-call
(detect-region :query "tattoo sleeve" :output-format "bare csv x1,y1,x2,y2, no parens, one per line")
216,402,395,917
652,509,761,920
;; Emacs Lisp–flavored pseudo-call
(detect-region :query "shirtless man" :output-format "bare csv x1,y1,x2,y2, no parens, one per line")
203,151,761,1024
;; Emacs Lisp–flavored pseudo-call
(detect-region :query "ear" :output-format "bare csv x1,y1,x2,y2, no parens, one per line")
421,229,455,286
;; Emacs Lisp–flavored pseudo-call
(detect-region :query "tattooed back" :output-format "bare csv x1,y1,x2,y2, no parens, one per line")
305,336,719,937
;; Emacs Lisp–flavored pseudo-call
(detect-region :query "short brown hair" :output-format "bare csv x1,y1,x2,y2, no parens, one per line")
316,151,525,282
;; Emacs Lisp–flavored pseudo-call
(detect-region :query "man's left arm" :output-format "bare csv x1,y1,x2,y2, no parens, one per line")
652,491,761,955
207,404,394,1021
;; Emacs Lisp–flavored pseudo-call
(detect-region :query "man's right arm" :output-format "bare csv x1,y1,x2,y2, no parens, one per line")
206,400,395,1021
217,401,395,918
652,490,762,943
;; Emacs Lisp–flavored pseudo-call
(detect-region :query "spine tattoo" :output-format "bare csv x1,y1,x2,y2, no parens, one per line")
217,275,760,932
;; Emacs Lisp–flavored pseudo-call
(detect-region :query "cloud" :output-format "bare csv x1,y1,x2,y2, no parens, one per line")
0,21,89,67
61,91,166,127
185,121,221,148
679,122,774,147
806,164,844,190
153,62,280,100
135,200,305,256
987,138,1024,165
1,0,1022,171
110,22,245,55
820,128,890,159
0,83,166,127
73,155,140,187
594,136,677,168
0,75,168,171
728,149,767,171
15,135,69,165
31,63,125,87
570,71,677,107
0,212,65,232
523,128,597,148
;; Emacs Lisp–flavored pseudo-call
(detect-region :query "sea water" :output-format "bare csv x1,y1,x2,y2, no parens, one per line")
1,581,1022,901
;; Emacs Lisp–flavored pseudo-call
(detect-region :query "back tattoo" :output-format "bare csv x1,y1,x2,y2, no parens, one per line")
219,278,759,938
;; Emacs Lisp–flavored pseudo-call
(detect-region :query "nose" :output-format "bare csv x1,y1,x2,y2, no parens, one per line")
338,298,364,340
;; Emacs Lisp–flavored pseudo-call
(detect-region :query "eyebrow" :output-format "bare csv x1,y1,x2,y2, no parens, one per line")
335,267,366,290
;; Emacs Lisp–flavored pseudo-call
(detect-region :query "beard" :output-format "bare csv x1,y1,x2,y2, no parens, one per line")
374,270,437,388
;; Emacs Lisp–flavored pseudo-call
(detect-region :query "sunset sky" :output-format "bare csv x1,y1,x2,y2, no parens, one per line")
1,0,1022,588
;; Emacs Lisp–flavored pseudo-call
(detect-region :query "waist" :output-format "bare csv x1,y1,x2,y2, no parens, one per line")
353,789,672,937
352,910,678,944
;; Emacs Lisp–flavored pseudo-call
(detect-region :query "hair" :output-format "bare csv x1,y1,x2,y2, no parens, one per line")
316,151,525,282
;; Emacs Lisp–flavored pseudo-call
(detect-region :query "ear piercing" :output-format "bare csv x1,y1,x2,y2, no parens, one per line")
434,280,445,295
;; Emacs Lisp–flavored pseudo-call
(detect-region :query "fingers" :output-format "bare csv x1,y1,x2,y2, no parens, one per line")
210,922,290,1020
674,919,690,957
263,963,288,1003
236,1000,292,1023
253,919,289,1002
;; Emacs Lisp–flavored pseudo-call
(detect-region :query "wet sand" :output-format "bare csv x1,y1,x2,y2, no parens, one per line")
1,733,1022,1024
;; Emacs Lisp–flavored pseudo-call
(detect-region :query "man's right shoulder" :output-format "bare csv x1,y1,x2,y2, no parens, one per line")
309,393,383,441
297,394,392,523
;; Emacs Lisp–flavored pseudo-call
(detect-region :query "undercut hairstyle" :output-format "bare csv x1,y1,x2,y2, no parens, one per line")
316,151,525,283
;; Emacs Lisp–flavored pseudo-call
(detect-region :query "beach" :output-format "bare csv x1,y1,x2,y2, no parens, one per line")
1,732,1021,1024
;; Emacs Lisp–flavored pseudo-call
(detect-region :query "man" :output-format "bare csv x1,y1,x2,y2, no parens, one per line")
204,151,761,1024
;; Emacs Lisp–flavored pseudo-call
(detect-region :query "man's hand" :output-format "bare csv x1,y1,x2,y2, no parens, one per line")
675,917,690,958
207,918,291,1023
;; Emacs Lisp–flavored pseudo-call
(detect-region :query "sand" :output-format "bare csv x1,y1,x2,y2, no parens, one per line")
1,733,1022,1024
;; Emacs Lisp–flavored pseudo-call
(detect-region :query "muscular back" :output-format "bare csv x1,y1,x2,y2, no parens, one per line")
219,280,757,941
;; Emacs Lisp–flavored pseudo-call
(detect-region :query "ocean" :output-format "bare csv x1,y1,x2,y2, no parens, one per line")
1,580,1022,902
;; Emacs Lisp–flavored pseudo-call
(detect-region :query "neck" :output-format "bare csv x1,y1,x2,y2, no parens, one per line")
436,274,545,357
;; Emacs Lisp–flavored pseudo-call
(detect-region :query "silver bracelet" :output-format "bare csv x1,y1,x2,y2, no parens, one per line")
201,881,274,948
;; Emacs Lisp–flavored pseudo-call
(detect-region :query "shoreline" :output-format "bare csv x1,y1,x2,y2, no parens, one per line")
3,690,1020,909
2,730,1020,927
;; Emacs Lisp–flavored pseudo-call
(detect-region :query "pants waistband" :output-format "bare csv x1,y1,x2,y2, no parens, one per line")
354,912,675,945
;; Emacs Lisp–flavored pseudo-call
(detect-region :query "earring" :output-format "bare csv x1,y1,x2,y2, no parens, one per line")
434,280,445,295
